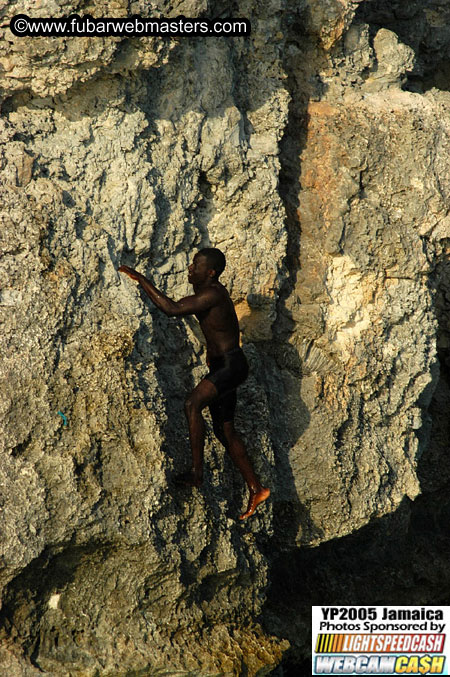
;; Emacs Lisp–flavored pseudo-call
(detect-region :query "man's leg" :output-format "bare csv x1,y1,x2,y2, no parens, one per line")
210,394,270,519
222,420,270,519
209,397,230,449
176,379,218,487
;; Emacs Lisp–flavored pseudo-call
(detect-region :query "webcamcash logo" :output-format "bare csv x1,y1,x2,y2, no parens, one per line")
312,606,450,675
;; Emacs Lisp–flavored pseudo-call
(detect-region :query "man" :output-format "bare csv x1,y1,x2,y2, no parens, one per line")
119,248,270,519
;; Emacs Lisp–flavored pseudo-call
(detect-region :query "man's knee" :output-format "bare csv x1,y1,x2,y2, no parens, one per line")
185,380,217,418
184,393,206,417
184,395,196,417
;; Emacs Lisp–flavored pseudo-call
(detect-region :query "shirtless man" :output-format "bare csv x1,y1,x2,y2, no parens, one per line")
119,248,270,519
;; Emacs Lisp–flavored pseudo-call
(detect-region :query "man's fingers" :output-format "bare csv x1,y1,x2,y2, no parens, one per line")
118,265,140,281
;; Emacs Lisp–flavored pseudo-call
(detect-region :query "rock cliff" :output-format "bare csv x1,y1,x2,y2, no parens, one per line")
1,0,449,674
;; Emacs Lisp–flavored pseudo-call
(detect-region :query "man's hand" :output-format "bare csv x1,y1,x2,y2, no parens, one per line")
118,265,141,281
118,265,218,318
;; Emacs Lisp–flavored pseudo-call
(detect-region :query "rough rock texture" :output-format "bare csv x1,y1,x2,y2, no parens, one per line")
1,0,450,674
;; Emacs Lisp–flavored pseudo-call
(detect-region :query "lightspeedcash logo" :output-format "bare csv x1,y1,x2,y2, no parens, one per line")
314,655,445,674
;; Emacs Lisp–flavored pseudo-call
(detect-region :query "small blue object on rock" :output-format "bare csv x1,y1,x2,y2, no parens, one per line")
57,411,68,426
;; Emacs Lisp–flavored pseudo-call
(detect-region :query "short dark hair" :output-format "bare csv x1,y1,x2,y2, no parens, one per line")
197,247,226,278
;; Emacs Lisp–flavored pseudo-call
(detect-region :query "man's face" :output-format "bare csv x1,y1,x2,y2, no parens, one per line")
188,254,214,286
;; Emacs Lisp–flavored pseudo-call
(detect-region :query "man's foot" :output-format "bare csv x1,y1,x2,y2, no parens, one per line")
239,487,270,520
173,471,203,488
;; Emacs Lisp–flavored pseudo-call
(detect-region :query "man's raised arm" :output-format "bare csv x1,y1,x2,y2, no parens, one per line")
118,265,217,317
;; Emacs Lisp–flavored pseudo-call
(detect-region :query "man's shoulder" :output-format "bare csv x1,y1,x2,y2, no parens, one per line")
197,282,227,302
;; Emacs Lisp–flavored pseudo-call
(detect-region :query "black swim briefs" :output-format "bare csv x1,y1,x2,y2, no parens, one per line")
206,347,249,422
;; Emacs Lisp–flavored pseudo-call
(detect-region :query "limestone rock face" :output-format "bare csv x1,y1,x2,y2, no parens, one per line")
1,0,450,674
282,89,449,543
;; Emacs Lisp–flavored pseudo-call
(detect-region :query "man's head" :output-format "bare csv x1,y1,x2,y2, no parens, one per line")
198,248,226,278
188,247,226,286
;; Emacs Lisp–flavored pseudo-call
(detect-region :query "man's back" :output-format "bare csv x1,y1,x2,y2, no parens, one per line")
195,282,240,358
